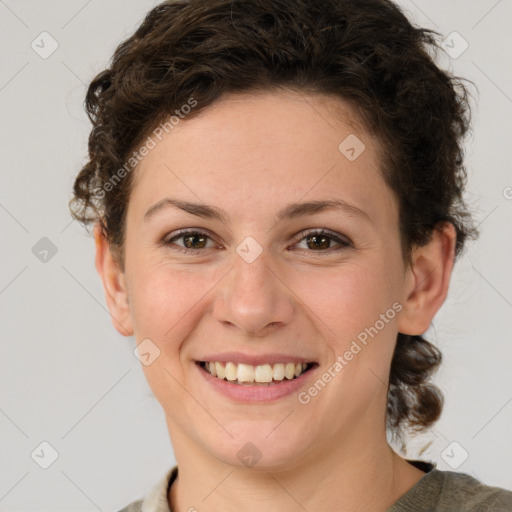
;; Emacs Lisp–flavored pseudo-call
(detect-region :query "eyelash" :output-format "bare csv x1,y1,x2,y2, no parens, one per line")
163,228,351,255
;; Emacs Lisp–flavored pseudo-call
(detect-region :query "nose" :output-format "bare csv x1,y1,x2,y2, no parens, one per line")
212,247,294,338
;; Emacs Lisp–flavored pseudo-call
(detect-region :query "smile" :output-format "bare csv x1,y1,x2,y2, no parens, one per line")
197,361,315,386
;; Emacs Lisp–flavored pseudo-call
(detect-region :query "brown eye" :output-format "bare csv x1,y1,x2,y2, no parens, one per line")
165,230,216,253
305,233,332,250
182,233,208,249
294,229,351,252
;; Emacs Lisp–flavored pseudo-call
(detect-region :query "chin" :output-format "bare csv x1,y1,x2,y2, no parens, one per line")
202,427,310,471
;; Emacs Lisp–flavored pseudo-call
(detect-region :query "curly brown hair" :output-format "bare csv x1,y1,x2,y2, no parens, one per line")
69,0,479,438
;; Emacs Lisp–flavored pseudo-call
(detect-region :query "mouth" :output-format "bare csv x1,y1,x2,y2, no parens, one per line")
196,360,317,386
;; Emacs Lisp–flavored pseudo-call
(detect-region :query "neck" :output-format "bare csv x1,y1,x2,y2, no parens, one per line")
166,418,425,512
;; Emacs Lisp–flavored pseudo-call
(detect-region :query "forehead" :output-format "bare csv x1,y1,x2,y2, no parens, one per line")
128,90,396,227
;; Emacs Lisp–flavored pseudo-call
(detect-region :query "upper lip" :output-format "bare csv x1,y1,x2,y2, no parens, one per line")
196,352,317,366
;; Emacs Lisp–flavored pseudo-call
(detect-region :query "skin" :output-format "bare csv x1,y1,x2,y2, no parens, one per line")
95,90,456,512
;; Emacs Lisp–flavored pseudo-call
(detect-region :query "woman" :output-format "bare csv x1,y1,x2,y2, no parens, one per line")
69,0,512,510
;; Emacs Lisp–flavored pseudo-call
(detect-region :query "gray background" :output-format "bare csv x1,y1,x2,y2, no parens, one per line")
1,0,511,510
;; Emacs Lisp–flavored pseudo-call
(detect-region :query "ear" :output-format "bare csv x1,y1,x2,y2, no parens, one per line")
397,222,457,336
94,223,134,337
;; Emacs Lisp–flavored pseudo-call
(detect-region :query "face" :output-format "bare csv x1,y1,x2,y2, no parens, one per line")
113,91,414,469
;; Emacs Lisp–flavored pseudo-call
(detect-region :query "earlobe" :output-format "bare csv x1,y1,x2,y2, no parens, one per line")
397,222,457,336
94,223,134,337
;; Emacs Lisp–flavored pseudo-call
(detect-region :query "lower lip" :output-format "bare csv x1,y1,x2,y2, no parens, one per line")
195,362,317,403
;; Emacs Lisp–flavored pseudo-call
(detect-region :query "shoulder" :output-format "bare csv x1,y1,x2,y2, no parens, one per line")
117,499,144,512
389,469,512,512
436,470,512,511
116,466,178,512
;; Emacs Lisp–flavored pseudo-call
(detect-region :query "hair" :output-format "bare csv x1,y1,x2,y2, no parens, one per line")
69,0,479,438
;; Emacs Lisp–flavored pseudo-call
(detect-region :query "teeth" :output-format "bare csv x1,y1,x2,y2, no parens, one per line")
285,363,296,380
255,364,273,383
237,363,255,382
225,362,237,381
273,363,285,381
201,361,310,384
215,362,225,379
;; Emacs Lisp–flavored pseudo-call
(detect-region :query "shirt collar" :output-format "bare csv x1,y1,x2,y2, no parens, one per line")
138,461,435,511
141,466,178,512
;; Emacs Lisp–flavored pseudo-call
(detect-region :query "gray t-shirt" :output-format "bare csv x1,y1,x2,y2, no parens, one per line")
388,463,512,511
118,462,512,511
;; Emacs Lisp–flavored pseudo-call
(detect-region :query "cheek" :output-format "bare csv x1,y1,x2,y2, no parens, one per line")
127,263,213,409
292,261,395,349
129,263,210,342
292,262,400,425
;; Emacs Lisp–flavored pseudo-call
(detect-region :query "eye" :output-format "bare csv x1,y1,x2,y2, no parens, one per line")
292,229,351,252
163,228,351,255
164,230,218,253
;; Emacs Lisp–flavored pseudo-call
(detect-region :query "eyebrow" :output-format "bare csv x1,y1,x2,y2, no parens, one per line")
143,197,371,224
